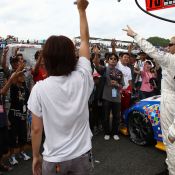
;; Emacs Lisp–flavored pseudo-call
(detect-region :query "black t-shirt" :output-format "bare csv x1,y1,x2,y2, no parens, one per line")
10,84,29,114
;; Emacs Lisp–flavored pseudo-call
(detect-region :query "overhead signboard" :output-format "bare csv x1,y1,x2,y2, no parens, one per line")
146,0,175,11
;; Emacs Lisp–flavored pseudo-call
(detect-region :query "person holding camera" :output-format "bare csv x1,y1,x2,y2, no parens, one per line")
0,64,26,174
28,0,94,175
31,50,47,83
94,52,124,141
123,25,175,175
134,60,156,99
8,67,31,166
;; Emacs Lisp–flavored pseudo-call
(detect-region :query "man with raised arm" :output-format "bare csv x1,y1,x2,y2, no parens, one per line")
123,25,175,175
28,1,94,175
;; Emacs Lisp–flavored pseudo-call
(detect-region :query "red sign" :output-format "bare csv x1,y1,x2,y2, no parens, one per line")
146,0,175,11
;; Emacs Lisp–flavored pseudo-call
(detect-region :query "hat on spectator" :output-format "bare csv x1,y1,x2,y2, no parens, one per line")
145,60,154,68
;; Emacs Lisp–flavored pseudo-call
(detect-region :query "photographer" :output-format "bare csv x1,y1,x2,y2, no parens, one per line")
8,69,31,165
135,60,157,99
94,52,124,141
0,65,25,174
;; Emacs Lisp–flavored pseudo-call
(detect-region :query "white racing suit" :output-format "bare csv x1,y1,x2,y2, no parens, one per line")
135,35,175,175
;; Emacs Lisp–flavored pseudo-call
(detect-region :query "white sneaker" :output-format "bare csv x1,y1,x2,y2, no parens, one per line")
19,152,31,161
9,156,18,165
104,135,110,140
113,135,120,141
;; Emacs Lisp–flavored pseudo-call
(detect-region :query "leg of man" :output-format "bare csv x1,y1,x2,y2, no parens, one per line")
160,93,175,175
111,102,121,136
103,100,111,136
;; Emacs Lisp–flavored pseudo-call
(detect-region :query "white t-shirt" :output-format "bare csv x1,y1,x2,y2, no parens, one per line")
116,60,132,89
28,57,94,162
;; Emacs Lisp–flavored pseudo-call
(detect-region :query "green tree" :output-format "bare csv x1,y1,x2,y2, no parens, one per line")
147,37,170,47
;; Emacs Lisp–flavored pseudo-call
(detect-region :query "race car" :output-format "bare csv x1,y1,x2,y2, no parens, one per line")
122,95,165,151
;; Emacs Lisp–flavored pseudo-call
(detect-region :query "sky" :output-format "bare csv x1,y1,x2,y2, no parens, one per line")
0,0,175,41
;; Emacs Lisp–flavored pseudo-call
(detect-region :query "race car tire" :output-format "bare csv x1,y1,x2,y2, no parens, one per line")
128,110,155,146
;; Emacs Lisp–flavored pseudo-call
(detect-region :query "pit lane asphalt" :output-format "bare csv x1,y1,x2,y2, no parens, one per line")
5,133,166,175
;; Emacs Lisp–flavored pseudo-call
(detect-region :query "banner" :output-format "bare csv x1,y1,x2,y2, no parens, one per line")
146,0,175,11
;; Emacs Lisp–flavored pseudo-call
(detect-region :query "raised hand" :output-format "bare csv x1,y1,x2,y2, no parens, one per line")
111,39,117,48
128,43,135,54
15,47,20,56
76,0,90,59
76,0,89,11
123,25,137,37
15,47,20,52
92,45,100,55
10,62,25,82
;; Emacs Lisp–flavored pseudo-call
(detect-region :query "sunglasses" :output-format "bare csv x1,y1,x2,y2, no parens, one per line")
168,43,175,47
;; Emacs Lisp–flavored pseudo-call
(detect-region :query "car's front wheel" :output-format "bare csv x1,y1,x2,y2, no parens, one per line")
128,111,155,146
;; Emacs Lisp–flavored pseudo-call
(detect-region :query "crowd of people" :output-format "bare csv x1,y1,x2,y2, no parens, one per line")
0,46,47,174
88,40,162,137
0,0,175,175
0,34,164,175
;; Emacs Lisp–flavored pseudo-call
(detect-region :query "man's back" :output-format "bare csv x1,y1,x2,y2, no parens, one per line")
28,57,94,162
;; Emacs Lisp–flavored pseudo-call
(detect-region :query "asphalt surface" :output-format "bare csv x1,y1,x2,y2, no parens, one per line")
4,133,166,175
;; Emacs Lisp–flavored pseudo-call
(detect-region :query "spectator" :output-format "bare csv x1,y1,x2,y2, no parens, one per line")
1,48,33,91
16,53,24,64
1,47,18,77
31,50,47,83
117,52,132,90
8,71,31,166
128,54,137,88
15,53,34,91
134,50,147,99
89,72,103,134
94,52,124,140
28,0,94,175
117,52,132,113
89,47,104,134
127,43,137,89
135,60,157,99
0,65,25,174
